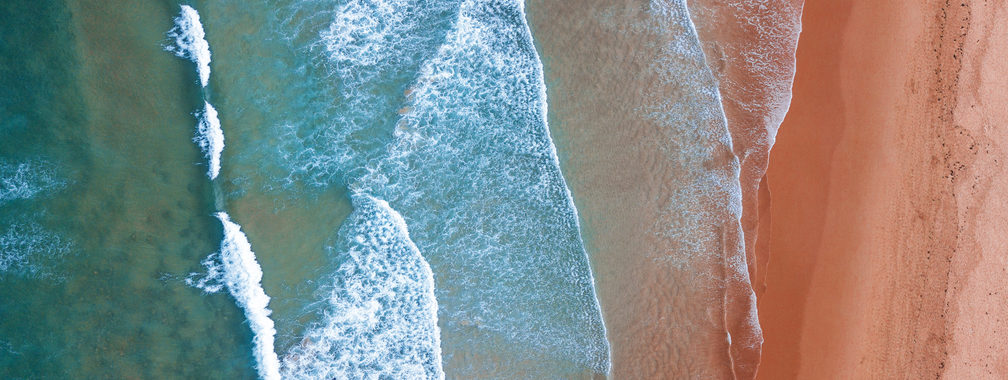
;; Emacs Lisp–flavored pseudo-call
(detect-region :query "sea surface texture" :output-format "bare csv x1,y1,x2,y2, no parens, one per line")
1,0,611,378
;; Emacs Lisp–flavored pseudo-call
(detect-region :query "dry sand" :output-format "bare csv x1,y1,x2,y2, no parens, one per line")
758,0,1008,378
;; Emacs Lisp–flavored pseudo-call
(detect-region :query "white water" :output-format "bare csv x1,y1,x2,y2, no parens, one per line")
348,0,611,373
166,5,211,88
195,102,224,180
282,195,443,379
0,159,70,280
172,0,608,376
0,160,64,203
214,212,281,380
188,214,281,380
0,218,72,280
166,5,225,180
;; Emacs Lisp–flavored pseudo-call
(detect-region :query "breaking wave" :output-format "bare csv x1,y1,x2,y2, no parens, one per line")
195,102,224,180
188,213,282,380
165,5,212,88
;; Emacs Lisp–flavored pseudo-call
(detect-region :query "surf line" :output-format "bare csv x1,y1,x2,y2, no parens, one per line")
166,5,281,380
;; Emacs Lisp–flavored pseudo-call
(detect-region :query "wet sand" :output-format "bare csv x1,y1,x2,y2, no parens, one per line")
527,1,758,378
758,0,1008,378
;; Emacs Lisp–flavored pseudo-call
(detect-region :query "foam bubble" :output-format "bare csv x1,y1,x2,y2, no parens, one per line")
0,160,70,280
195,102,225,180
281,194,443,379
185,252,225,293
166,5,212,88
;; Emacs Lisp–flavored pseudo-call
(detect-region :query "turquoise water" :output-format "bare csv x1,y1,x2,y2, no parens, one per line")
0,1,256,378
2,0,610,378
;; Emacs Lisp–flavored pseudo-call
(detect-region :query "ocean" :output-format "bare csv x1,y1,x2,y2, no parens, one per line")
0,0,794,377
1,0,611,378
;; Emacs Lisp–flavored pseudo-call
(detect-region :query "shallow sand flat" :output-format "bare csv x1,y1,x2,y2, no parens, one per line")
527,1,756,378
758,0,1008,378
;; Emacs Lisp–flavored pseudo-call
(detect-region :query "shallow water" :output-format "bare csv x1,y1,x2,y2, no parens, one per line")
526,0,763,377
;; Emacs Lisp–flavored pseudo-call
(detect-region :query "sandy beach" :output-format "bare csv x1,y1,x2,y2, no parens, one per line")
758,0,1008,378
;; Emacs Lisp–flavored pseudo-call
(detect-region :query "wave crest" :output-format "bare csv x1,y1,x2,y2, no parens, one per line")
166,5,212,87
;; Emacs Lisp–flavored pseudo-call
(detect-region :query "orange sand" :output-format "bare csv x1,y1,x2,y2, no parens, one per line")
758,0,1008,378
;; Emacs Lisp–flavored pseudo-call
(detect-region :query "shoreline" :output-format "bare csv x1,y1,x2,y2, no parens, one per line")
527,2,758,377
687,0,802,300
758,0,1008,378
687,1,804,376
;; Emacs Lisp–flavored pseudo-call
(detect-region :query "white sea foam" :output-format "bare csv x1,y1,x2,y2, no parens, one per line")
0,160,70,280
166,5,212,88
185,252,225,293
195,212,281,380
281,194,443,379
195,102,225,180
253,0,458,191
0,160,65,203
201,0,607,375
319,0,399,70
165,6,225,179
0,219,72,280
346,0,610,374
165,5,281,378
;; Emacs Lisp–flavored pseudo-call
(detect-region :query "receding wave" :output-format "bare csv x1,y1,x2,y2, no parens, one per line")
165,5,211,88
281,194,443,379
